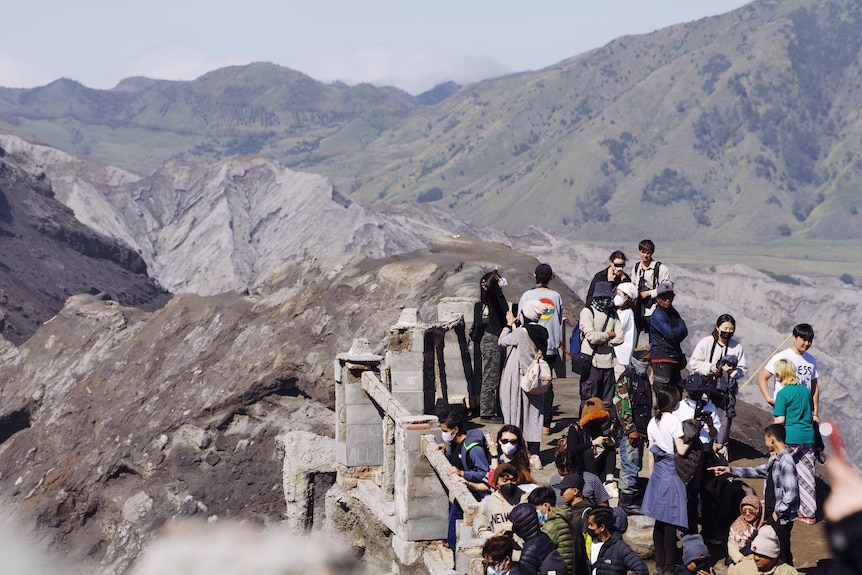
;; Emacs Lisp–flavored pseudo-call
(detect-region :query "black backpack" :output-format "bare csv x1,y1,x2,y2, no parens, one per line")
628,371,653,434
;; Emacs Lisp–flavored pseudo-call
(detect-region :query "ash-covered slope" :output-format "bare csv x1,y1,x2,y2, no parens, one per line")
0,134,508,296
0,143,168,343
0,236,575,574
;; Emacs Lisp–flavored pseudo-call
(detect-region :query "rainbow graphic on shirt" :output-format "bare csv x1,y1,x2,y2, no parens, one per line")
539,297,556,321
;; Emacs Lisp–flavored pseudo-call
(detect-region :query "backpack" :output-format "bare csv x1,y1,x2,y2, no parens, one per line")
628,372,653,434
521,328,552,395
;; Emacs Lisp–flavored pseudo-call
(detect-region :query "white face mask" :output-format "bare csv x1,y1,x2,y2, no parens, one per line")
487,565,505,575
441,430,456,443
501,442,518,456
613,294,626,307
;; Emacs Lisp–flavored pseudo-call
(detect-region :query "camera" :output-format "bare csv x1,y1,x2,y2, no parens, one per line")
716,355,738,370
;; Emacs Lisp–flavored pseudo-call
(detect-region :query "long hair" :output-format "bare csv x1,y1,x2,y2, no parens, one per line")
480,271,502,305
497,424,535,484
654,386,680,421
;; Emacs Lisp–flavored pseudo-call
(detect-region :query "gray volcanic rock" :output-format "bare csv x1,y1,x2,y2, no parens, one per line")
0,134,508,296
0,236,577,574
0,141,168,343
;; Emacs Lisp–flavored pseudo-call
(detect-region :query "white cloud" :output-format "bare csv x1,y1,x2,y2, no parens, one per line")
117,44,254,85
0,50,60,88
289,46,510,94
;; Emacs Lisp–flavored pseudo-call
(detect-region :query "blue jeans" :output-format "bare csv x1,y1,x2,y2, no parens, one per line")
619,435,643,496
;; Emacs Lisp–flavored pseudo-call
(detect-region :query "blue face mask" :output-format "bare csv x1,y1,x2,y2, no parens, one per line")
536,508,548,522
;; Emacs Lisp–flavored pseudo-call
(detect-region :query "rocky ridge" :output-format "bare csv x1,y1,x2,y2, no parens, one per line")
0,141,168,343
0,134,508,296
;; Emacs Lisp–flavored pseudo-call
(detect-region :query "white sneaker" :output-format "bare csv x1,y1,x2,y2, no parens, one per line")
529,454,542,470
604,481,619,499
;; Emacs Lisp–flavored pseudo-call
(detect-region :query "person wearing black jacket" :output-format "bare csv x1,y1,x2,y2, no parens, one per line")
509,502,568,575
586,508,648,575
585,251,632,307
476,270,510,421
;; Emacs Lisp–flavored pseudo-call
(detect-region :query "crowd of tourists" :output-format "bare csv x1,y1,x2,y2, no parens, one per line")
435,239,857,575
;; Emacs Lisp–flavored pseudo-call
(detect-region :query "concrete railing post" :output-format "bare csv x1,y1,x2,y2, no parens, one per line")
335,339,384,466
437,297,476,411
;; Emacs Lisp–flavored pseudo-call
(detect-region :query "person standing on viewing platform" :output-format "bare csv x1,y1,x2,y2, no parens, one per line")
500,299,549,459
518,263,564,436
585,250,632,307
757,323,819,525
649,281,688,392
688,314,746,457
631,239,671,341
476,270,509,422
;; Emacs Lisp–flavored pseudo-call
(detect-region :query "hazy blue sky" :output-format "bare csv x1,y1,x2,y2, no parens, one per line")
2,1,752,94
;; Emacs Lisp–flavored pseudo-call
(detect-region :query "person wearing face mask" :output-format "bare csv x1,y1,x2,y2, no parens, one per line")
476,270,510,421
586,507,648,575
486,425,538,488
578,281,624,411
612,350,652,515
688,314,747,455
439,410,491,554
649,282,687,393
528,486,576,575
475,464,528,539
585,251,632,307
482,533,518,575
611,282,638,381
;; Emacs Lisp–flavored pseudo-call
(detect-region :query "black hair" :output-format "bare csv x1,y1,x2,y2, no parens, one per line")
482,533,515,562
793,323,815,341
609,250,626,262
527,486,557,507
712,314,736,340
764,423,786,443
535,269,552,286
442,410,463,432
589,507,616,532
654,386,680,421
554,448,581,475
638,239,655,253
480,271,502,304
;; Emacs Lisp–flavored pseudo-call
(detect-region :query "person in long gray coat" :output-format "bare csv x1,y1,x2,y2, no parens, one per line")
499,299,549,453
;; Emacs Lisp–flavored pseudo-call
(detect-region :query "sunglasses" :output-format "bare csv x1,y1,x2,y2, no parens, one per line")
499,438,518,445
613,263,626,268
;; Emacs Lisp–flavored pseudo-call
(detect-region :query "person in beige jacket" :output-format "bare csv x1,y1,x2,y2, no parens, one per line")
578,281,624,412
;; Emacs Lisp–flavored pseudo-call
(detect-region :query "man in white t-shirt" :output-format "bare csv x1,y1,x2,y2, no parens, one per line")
757,323,820,418
757,322,820,524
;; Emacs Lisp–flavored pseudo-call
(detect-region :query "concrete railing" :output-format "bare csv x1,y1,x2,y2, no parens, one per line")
334,299,486,573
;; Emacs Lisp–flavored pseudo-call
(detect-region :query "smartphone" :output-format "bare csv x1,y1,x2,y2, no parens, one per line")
511,303,518,318
820,419,848,464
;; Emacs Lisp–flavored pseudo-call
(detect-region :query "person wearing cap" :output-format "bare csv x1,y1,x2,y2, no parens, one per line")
726,525,799,575
585,250,632,307
518,263,564,435
649,280,688,392
611,281,638,381
612,348,652,515
499,299,549,454
688,313,747,457
579,281,624,412
558,473,591,575
630,239,671,340
674,534,714,575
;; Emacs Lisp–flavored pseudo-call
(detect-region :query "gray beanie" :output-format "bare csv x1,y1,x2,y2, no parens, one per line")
681,534,709,565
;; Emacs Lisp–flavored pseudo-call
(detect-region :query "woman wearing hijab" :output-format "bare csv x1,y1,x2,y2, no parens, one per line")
499,299,549,455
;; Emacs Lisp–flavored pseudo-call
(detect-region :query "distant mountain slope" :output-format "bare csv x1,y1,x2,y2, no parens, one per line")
0,63,459,172
0,143,168,343
1,0,861,247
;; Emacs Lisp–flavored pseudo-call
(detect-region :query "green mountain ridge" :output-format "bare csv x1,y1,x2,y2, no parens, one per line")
1,0,861,251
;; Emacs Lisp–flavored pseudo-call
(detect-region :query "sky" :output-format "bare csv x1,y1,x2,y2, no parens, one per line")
2,1,753,95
